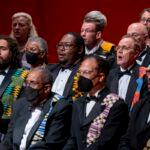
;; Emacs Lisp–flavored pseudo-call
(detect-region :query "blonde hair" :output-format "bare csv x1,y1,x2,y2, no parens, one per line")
10,12,38,38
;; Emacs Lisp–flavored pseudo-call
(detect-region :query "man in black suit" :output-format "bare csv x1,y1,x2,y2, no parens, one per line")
0,35,28,136
0,67,72,150
64,55,129,150
119,67,150,150
127,22,150,67
118,93,150,150
107,35,148,110
47,32,85,98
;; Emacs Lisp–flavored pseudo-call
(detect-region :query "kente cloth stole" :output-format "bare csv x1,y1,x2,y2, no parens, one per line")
131,66,147,110
30,94,64,147
86,93,119,147
2,68,29,119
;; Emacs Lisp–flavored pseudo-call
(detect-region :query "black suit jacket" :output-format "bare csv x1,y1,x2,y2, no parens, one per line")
47,63,80,98
0,67,17,133
107,64,148,109
137,46,150,67
63,88,129,150
0,97,72,150
118,93,150,150
93,44,116,69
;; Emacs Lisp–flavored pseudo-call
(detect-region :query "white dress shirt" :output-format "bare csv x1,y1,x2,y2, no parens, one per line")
86,90,101,117
0,67,9,85
51,69,72,96
118,67,132,101
20,108,42,150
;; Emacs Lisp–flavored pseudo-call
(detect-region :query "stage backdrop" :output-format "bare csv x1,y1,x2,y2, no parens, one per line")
0,0,149,63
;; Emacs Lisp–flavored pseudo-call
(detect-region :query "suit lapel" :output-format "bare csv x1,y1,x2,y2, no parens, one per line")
13,102,31,146
141,46,150,67
109,68,119,93
63,64,79,98
26,100,51,148
125,66,139,106
0,68,15,98
137,100,150,134
82,88,110,127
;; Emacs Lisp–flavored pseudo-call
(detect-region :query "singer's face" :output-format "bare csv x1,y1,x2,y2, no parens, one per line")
12,16,30,40
0,39,12,69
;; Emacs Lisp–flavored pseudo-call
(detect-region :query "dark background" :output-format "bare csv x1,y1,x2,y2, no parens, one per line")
0,0,149,62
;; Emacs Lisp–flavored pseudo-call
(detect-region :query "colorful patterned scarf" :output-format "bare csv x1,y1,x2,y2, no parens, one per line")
86,93,119,147
30,93,64,147
2,68,29,119
130,66,147,110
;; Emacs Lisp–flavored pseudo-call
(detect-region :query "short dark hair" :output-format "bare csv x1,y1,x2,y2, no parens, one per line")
0,35,19,67
67,32,85,58
83,54,110,77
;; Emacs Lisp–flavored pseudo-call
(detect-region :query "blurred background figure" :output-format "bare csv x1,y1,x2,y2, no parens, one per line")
10,12,38,68
140,8,150,44
127,22,150,67
80,10,115,68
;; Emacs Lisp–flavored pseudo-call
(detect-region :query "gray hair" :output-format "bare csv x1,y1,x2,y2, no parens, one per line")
31,66,53,85
27,36,48,52
10,12,38,38
83,10,107,31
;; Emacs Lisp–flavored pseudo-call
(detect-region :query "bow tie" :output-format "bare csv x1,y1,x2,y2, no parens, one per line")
85,96,98,103
0,70,6,76
118,70,131,78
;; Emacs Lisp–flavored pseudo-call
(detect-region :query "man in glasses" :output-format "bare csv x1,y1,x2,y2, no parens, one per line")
47,32,85,98
80,10,115,68
0,67,72,150
107,35,148,110
140,8,150,47
127,22,150,67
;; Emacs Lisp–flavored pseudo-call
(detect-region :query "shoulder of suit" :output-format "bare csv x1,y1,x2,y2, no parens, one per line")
101,41,114,53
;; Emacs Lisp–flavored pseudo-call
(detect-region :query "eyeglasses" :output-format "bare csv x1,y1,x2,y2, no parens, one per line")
116,46,134,51
140,18,150,23
81,29,97,33
79,68,98,75
56,43,77,50
25,80,44,89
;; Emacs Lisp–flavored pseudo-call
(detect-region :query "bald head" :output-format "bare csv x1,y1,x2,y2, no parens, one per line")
127,22,148,47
